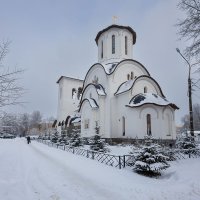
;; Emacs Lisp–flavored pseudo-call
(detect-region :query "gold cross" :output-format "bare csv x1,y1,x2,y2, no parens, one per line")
112,16,118,24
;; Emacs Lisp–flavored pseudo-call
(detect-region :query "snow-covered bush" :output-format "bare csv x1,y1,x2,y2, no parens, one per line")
133,136,170,176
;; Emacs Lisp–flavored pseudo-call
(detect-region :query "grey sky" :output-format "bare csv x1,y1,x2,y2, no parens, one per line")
1,0,199,125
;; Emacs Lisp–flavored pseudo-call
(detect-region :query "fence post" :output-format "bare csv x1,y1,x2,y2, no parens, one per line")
119,156,121,169
123,155,126,168
63,145,65,151
57,144,59,148
73,147,75,154
87,150,89,158
92,151,94,159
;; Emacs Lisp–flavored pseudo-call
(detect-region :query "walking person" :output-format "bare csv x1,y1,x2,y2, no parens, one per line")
27,136,31,144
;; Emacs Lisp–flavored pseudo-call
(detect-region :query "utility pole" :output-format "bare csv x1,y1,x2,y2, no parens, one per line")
176,48,194,137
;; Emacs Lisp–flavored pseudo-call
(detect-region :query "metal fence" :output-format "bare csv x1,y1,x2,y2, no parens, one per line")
36,139,200,169
37,139,136,169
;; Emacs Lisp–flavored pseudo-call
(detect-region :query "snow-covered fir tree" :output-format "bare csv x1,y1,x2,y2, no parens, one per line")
176,132,198,154
69,131,82,147
59,130,68,145
89,135,107,153
133,136,170,176
51,130,59,143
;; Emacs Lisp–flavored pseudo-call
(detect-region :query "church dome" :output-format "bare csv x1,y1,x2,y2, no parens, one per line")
95,24,137,63
95,24,136,45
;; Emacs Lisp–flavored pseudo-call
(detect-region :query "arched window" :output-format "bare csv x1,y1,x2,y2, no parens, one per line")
122,116,125,136
84,119,89,129
90,93,92,98
77,87,82,100
144,86,147,93
146,114,151,136
127,74,130,80
112,35,115,54
125,36,128,55
101,41,103,58
72,88,76,98
131,72,134,80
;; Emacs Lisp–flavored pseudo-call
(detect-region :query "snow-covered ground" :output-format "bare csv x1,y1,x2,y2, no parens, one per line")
0,138,200,200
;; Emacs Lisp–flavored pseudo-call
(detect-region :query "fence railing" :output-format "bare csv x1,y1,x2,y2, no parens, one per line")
36,139,136,169
36,139,200,169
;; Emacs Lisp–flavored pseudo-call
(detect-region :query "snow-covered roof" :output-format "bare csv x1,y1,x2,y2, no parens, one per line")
126,93,179,109
95,24,136,45
95,84,106,96
115,80,135,95
79,98,99,111
115,75,166,97
71,117,81,124
88,98,99,108
101,59,122,74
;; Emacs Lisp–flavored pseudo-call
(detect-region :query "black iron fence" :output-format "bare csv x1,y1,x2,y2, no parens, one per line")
37,139,136,169
36,139,200,169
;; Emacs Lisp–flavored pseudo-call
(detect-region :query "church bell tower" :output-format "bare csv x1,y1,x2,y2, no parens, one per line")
95,24,136,63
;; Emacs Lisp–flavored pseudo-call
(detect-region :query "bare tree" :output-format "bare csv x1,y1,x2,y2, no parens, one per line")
0,112,20,135
0,41,24,108
181,103,200,131
177,0,200,62
30,110,42,129
18,113,30,136
193,103,200,130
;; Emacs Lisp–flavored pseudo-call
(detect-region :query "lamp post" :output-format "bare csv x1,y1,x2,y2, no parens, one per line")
176,48,194,137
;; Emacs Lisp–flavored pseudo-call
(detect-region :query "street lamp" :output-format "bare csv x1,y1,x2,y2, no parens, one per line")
176,48,194,137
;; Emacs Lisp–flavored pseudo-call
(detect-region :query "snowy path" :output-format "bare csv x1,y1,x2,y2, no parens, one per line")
0,138,200,200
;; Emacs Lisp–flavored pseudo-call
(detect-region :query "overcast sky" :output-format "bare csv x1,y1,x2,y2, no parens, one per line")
0,0,199,125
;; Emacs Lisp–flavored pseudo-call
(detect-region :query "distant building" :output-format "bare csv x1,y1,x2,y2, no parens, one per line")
56,24,179,140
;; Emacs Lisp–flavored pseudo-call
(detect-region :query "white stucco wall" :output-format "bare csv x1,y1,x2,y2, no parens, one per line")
83,64,108,89
80,101,100,137
57,77,83,124
111,95,176,139
66,25,178,141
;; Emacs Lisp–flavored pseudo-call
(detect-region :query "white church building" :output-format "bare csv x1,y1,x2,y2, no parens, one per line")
56,24,178,140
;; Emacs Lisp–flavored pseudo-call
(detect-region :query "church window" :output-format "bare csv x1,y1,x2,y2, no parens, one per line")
131,72,134,80
144,86,147,93
122,116,125,136
84,119,89,129
77,87,82,100
101,41,103,58
147,114,152,136
72,88,76,99
112,35,115,54
127,74,130,80
125,36,128,55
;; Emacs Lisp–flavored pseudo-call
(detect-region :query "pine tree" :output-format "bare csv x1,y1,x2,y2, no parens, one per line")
69,131,82,147
59,130,68,145
176,132,197,154
133,136,170,176
51,130,59,143
89,135,107,153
